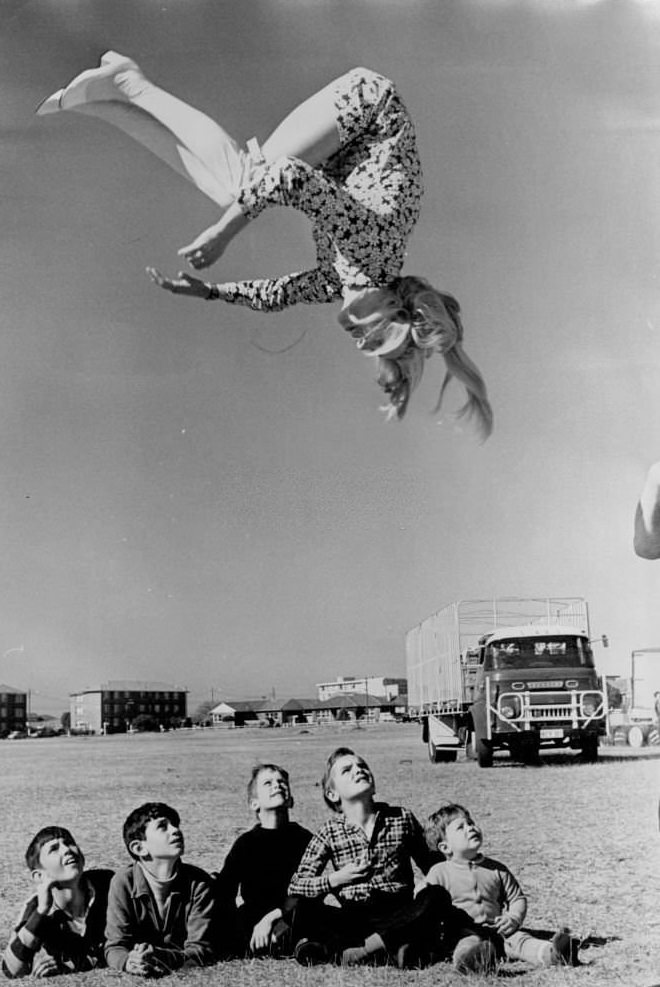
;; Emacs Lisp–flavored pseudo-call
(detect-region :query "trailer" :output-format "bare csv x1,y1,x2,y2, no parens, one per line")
406,597,608,766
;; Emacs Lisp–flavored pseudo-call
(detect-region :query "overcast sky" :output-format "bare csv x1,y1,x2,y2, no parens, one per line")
2,0,660,715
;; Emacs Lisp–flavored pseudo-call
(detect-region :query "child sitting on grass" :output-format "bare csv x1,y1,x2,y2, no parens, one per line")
419,803,576,973
214,762,312,956
287,747,452,968
2,826,113,978
104,802,215,975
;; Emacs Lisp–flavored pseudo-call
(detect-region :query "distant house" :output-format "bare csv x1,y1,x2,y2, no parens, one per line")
209,699,267,727
313,691,396,723
0,684,27,737
70,680,187,734
316,675,407,703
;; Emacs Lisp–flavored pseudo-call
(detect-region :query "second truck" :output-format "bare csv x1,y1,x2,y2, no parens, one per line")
406,597,608,766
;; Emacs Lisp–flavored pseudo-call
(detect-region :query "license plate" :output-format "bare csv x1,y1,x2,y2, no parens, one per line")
540,728,564,739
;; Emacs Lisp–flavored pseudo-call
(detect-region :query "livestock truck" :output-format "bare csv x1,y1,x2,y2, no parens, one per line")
406,597,608,766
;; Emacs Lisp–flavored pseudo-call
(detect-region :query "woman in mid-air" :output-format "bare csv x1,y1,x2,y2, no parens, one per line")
38,53,492,435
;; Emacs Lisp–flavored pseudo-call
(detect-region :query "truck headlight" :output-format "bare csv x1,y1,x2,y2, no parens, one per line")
500,705,516,718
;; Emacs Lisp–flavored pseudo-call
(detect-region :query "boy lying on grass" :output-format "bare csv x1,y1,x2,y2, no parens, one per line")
2,826,113,978
104,802,216,975
287,746,454,967
214,762,312,956
419,803,578,973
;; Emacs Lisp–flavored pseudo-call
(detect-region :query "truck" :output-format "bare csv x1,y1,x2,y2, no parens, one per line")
607,649,660,748
406,597,608,767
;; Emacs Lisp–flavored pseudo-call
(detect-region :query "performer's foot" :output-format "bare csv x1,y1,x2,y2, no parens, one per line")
36,51,141,116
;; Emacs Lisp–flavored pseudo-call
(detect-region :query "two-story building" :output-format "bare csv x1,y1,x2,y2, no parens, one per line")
316,675,407,703
0,684,27,737
70,680,187,734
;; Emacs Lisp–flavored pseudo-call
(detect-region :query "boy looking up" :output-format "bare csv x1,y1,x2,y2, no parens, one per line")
288,747,451,967
2,826,113,978
104,802,215,975
420,803,576,973
214,763,312,955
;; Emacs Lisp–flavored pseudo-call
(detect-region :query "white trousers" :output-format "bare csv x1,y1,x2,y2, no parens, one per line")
71,68,262,209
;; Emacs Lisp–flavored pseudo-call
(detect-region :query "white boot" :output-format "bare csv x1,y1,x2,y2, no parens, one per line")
36,51,141,116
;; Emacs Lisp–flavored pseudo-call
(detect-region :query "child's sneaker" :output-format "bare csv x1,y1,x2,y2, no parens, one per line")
294,938,329,966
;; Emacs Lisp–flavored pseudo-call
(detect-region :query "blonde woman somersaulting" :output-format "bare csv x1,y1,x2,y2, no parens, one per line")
38,53,493,436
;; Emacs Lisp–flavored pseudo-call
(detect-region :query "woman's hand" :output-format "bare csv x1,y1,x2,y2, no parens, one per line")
178,221,229,270
147,267,211,298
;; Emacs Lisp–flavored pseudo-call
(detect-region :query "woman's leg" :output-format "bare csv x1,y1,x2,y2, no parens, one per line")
38,52,249,209
260,81,341,167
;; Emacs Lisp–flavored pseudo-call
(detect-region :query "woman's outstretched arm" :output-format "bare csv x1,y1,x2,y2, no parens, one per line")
147,267,338,311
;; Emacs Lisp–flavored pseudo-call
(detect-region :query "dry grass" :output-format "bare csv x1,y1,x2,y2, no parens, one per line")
0,724,658,987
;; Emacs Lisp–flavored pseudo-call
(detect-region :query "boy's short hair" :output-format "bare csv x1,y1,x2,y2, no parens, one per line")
321,747,371,812
25,826,76,871
247,763,290,806
425,803,472,850
122,802,180,858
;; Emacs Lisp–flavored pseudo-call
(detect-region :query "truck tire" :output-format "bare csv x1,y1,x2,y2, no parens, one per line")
428,738,458,763
580,734,599,761
476,737,493,768
627,725,648,749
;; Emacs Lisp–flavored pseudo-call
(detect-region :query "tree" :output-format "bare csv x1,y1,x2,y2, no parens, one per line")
192,700,215,726
60,711,71,731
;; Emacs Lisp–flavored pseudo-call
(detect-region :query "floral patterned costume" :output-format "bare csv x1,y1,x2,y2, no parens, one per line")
223,68,424,311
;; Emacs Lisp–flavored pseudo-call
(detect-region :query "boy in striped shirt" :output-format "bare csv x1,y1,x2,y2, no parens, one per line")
2,826,112,978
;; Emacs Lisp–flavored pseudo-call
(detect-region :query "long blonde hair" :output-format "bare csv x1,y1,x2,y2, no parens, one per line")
338,277,493,440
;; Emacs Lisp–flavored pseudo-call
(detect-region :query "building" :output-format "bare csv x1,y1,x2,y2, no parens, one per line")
316,675,407,703
209,692,400,727
0,684,27,737
70,680,187,734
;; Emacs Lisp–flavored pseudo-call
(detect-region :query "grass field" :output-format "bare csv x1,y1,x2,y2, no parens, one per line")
0,724,658,987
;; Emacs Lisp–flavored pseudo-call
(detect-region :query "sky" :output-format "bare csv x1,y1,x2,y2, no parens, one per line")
2,0,660,716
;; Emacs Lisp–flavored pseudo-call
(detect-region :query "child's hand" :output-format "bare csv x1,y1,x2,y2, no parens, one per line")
32,956,60,978
35,877,58,915
125,943,157,976
330,854,372,888
249,913,276,953
491,914,519,938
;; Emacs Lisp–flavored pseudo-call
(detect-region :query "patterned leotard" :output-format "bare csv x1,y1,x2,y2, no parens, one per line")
218,67,424,311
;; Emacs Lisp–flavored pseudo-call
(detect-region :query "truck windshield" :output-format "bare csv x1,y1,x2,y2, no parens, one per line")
486,636,594,670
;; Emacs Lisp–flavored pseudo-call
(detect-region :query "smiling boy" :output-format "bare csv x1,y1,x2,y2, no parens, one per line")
420,803,575,972
287,747,450,967
2,826,113,978
214,763,312,956
104,802,215,975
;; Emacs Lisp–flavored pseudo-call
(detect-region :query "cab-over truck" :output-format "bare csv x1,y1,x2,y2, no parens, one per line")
406,597,608,766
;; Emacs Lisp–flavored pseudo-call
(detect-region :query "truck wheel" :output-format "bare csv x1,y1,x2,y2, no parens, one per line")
627,725,647,749
428,739,458,763
476,738,493,768
580,734,599,761
517,737,541,765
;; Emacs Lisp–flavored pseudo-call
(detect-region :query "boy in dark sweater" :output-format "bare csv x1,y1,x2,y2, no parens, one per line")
104,802,215,975
214,763,312,956
2,826,113,978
